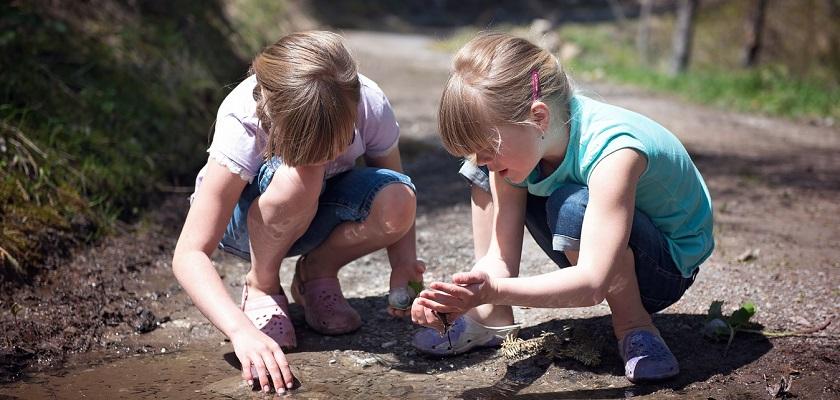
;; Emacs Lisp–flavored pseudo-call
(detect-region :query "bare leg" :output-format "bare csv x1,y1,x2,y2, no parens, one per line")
298,184,417,282
466,185,515,326
245,183,319,298
565,248,657,341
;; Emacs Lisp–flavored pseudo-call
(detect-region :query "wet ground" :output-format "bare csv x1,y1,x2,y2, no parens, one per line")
1,30,839,399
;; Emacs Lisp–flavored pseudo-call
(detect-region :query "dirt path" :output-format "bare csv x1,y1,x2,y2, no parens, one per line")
2,30,838,399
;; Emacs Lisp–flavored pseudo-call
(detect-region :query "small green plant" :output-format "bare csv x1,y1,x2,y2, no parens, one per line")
704,300,756,356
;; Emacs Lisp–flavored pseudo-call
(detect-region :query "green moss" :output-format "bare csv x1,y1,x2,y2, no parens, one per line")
0,1,289,280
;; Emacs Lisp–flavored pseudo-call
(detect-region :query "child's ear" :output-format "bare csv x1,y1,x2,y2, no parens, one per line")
530,101,551,132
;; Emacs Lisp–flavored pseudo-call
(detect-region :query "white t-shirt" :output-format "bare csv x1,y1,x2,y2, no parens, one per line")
193,74,399,193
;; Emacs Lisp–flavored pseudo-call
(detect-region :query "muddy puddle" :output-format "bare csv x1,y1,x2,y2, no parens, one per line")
0,341,670,400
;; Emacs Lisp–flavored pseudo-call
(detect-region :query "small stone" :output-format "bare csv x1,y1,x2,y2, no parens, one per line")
329,359,337,365
737,248,760,262
381,340,397,349
160,347,167,353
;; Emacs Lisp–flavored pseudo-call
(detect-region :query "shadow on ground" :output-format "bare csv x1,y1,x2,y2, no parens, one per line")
220,294,772,399
462,315,773,399
691,146,840,194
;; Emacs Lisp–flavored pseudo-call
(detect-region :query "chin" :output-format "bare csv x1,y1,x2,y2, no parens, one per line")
505,171,526,183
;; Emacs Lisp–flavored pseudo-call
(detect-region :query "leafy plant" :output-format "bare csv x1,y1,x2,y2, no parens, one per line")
704,300,756,356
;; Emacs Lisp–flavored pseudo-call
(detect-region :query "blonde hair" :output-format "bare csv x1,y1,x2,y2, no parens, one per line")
251,31,360,167
438,32,573,158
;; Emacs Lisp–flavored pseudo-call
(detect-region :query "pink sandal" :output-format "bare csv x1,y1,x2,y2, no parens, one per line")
240,283,297,349
290,256,362,335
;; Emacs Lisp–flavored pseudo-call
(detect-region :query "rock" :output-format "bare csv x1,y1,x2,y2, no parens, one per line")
736,248,760,262
132,308,158,333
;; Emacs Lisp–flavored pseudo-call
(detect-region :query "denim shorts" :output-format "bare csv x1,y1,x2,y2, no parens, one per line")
219,158,415,260
459,162,697,314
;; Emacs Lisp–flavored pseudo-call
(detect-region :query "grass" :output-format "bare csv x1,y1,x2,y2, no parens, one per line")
0,1,290,281
559,23,840,121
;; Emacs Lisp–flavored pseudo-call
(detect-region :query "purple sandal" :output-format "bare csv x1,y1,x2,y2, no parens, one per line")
619,329,679,383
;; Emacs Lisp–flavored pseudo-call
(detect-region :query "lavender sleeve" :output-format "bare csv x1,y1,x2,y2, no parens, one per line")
359,78,400,157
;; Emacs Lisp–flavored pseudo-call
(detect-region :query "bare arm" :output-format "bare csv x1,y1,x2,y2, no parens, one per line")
172,159,324,390
172,159,324,335
412,170,528,328
475,171,529,277
172,160,251,337
485,148,646,307
422,149,647,311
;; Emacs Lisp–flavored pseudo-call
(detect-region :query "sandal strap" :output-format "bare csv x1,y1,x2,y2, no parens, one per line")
240,281,296,349
291,256,361,335
463,314,523,334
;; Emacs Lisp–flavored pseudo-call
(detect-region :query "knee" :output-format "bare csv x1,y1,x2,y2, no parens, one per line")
370,183,416,236
252,188,318,231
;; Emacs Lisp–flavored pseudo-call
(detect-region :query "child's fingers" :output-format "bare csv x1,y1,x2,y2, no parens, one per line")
410,299,426,324
415,259,427,273
250,355,271,393
387,306,408,318
262,354,284,393
239,356,253,386
419,288,466,308
273,351,295,391
410,300,443,330
423,307,445,332
416,297,463,314
452,271,486,285
428,282,474,298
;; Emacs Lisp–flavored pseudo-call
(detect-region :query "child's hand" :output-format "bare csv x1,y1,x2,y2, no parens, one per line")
230,326,296,393
387,259,427,318
409,295,447,332
415,271,492,315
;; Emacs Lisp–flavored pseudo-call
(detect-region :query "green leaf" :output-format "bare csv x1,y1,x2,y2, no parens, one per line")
728,302,756,329
408,280,423,296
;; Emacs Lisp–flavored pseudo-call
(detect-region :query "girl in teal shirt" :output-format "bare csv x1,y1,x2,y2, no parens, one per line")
411,32,713,383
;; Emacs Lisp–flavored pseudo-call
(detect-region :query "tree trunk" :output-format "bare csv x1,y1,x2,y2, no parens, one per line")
637,0,653,64
608,0,628,32
741,0,769,68
670,0,699,75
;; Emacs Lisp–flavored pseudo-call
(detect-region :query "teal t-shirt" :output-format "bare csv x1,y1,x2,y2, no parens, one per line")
523,95,714,277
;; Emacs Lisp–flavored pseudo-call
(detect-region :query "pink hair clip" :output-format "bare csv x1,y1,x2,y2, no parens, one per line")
531,68,541,101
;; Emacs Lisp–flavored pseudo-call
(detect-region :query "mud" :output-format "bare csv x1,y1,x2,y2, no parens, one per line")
1,30,839,399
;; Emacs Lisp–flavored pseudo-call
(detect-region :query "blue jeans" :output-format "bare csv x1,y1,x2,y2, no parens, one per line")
459,162,696,313
220,158,415,260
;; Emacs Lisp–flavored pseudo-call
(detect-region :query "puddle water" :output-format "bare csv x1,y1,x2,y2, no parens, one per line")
0,343,672,399
0,345,487,399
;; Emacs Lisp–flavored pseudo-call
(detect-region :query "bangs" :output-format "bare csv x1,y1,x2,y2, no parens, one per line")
438,75,499,159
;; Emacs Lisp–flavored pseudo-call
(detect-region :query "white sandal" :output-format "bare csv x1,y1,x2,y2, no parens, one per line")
412,314,522,356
